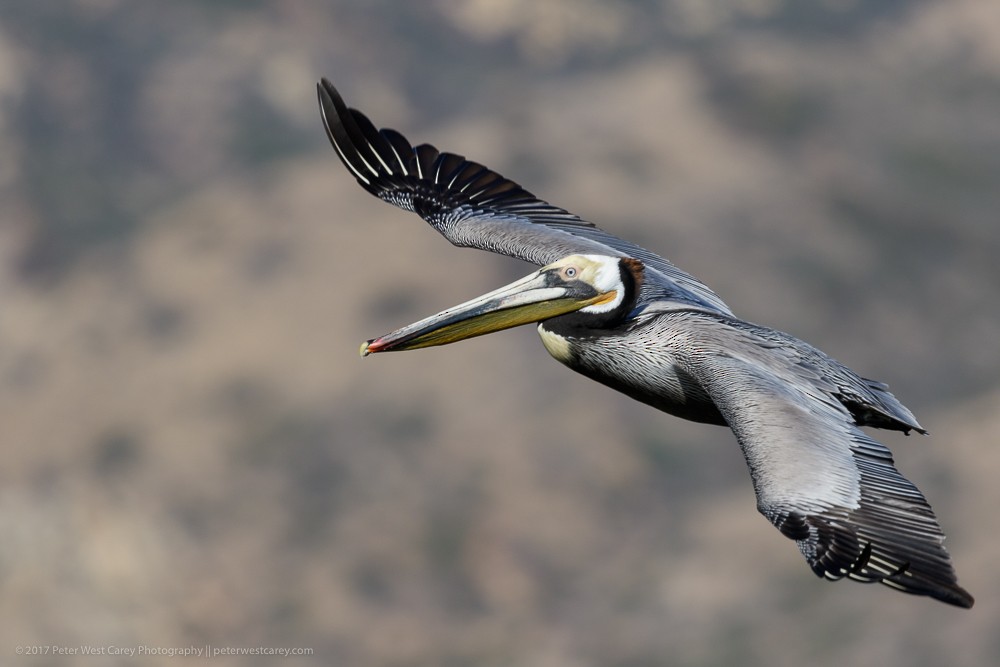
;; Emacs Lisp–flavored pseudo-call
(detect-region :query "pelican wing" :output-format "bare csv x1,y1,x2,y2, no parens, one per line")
682,338,973,607
318,79,732,315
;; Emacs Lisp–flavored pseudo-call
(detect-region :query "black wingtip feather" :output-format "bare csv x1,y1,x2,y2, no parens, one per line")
801,509,974,608
317,79,590,232
317,80,378,194
413,144,439,181
348,108,402,175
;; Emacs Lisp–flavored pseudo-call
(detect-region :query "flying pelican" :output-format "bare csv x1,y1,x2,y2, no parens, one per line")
317,78,972,608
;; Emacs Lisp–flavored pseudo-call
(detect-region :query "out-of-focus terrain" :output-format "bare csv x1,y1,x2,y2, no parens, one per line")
1,2,998,666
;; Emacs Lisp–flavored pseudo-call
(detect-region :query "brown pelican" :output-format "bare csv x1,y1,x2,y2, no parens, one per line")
317,79,973,608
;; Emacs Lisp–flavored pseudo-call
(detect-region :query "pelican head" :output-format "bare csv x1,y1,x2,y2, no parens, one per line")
361,254,644,356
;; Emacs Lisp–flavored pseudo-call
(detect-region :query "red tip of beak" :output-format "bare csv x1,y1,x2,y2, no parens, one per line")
360,338,386,357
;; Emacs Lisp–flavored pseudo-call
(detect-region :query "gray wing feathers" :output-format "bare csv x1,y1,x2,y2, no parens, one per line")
682,334,972,607
317,79,733,315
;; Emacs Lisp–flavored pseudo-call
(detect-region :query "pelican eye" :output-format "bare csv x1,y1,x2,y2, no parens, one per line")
563,266,578,279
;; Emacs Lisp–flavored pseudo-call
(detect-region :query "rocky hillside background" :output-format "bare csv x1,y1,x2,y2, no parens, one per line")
1,2,998,666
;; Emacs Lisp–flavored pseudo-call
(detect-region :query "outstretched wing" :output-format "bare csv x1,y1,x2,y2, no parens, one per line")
317,78,733,315
682,335,973,608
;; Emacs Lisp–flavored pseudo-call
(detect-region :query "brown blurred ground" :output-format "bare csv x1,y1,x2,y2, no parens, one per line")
1,2,998,666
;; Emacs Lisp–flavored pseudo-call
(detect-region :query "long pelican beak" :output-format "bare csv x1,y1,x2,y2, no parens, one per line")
361,268,614,356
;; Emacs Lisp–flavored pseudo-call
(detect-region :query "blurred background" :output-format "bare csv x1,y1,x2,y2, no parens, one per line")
1,1,998,665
